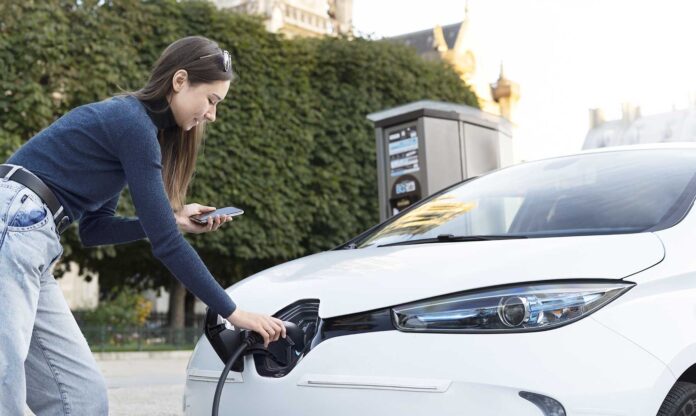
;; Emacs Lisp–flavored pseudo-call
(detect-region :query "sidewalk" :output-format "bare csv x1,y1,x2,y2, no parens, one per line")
101,350,191,416
93,349,193,361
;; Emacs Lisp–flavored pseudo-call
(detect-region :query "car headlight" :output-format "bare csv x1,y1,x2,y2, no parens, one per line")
392,281,634,333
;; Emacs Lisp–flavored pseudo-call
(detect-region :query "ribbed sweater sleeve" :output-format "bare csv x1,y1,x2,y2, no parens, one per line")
114,122,237,317
78,194,147,246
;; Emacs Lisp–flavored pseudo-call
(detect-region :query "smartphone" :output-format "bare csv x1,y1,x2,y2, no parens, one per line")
190,206,244,225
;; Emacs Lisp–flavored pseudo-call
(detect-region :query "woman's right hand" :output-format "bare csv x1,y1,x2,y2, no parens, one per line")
226,309,286,348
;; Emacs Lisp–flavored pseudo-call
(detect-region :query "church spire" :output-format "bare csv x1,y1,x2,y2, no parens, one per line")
491,60,520,121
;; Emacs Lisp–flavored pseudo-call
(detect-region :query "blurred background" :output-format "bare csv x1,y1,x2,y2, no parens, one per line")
2,0,695,365
355,0,696,162
5,1,696,414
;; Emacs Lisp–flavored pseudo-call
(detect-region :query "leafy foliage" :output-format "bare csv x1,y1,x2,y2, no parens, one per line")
0,0,478,298
79,287,153,327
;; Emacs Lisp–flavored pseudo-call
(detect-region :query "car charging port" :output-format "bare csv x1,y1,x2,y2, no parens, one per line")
204,307,307,416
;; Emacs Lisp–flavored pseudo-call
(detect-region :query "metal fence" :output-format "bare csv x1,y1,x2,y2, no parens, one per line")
74,312,208,352
81,325,204,352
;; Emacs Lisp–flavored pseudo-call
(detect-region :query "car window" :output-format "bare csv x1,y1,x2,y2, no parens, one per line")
357,149,696,248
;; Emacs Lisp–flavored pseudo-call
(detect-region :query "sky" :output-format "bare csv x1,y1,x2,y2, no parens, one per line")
351,0,696,162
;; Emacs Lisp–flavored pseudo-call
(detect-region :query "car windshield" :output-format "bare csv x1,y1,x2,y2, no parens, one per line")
356,149,696,248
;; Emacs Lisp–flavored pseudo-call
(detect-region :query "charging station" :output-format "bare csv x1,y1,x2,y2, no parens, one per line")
367,100,513,222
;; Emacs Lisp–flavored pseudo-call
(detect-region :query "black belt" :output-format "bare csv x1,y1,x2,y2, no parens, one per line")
0,164,71,234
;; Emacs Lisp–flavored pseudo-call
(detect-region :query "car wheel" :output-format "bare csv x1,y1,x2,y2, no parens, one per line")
658,381,696,416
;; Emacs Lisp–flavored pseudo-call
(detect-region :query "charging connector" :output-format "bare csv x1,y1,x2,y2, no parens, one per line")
204,308,305,416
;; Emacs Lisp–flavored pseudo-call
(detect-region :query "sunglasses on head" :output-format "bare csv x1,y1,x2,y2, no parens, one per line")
198,49,232,72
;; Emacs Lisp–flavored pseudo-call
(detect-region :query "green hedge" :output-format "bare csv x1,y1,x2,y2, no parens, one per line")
0,0,478,292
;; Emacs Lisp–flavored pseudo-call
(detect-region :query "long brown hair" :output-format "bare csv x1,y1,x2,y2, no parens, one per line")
131,36,234,211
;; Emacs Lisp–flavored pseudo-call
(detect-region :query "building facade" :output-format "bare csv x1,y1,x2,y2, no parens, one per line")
55,262,99,310
214,0,352,38
387,7,519,123
583,103,696,150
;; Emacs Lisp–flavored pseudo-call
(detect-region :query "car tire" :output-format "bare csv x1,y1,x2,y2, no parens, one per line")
658,381,696,416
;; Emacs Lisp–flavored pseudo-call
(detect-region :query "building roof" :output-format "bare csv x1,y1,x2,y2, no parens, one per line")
387,22,462,55
583,109,696,150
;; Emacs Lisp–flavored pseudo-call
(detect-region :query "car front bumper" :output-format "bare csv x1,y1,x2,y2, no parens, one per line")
184,314,674,416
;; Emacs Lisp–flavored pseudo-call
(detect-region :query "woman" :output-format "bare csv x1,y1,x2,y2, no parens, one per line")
0,36,285,415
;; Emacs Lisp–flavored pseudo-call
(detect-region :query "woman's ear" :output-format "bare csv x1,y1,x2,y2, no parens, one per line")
172,69,189,93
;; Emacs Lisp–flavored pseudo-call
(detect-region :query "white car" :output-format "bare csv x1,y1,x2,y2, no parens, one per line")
185,144,696,416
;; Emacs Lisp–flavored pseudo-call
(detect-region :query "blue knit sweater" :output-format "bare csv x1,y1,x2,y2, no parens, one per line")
7,95,237,317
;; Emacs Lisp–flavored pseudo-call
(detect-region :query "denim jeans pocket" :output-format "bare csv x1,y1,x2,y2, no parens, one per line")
7,191,50,232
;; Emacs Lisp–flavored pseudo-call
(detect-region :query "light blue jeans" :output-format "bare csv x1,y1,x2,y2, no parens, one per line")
0,177,108,415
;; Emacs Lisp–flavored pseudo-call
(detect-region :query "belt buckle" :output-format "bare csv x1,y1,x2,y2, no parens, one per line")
1,165,21,182
56,216,70,234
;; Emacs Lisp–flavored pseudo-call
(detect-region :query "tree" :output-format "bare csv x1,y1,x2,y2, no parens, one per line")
0,0,479,327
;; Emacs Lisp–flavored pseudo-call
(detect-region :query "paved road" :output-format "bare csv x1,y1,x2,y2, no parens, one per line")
24,351,191,416
101,353,190,416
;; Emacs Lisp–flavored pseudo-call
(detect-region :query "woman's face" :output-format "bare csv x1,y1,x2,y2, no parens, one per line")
169,70,230,131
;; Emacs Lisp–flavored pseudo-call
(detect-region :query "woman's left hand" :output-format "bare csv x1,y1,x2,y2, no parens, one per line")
175,203,234,234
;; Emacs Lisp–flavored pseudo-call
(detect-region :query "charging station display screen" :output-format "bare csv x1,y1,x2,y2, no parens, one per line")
389,126,420,177
395,181,414,195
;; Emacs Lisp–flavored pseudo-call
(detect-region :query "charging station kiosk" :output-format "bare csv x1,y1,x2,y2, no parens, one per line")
367,100,513,222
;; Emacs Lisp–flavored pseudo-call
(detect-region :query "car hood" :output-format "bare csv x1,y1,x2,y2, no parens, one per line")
225,233,665,318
